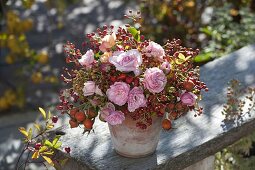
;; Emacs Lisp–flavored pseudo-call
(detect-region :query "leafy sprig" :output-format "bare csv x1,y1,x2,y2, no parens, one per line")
16,108,67,170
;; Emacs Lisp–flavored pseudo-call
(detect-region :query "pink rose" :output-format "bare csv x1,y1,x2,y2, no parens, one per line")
99,102,115,120
83,81,104,96
143,67,167,93
160,61,171,74
95,86,104,96
78,49,94,67
134,68,142,76
109,49,142,73
105,110,125,125
83,81,96,96
106,82,130,106
99,33,116,52
128,87,147,112
180,92,197,106
143,41,165,61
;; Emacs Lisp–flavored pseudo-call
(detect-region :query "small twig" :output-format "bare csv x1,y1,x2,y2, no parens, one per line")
24,150,31,170
15,143,28,170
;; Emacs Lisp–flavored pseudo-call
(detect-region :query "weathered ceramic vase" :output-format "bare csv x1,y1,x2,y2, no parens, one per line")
108,115,162,158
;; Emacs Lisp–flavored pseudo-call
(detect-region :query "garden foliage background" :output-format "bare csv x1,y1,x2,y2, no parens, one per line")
0,0,255,169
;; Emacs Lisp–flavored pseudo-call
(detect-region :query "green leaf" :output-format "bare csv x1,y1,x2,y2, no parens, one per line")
44,140,53,147
32,151,40,159
200,26,212,36
151,112,157,117
39,107,46,119
175,58,185,64
28,128,32,140
52,135,61,146
178,53,186,60
42,156,54,166
194,52,213,63
33,123,41,131
48,111,52,119
41,151,54,155
54,142,62,149
18,127,28,137
46,123,54,130
127,27,140,42
39,146,48,153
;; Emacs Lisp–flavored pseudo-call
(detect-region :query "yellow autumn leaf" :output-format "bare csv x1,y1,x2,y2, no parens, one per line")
46,123,54,130
175,58,185,64
48,111,51,119
42,156,54,166
39,146,48,153
39,107,46,119
28,128,32,140
178,53,186,60
34,123,41,131
18,127,28,137
32,151,40,159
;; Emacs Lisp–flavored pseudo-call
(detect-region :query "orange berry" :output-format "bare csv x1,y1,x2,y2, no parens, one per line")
170,112,178,120
175,102,183,111
83,119,93,130
69,119,78,128
70,108,79,117
75,111,86,122
167,103,175,111
87,109,98,118
183,80,195,91
162,119,172,130
159,106,166,114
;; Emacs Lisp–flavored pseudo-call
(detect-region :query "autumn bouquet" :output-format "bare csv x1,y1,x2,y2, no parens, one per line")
57,12,208,134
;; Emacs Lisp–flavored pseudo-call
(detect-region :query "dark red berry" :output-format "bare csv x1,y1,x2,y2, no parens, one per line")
64,147,71,153
110,76,116,82
118,73,126,80
125,76,134,84
52,116,58,123
34,143,42,150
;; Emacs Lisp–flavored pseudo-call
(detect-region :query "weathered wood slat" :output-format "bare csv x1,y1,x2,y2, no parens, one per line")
54,44,255,170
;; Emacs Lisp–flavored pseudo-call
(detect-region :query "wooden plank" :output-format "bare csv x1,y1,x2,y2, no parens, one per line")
53,44,255,170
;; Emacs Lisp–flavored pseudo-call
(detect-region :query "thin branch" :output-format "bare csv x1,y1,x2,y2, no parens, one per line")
24,150,31,170
15,143,28,170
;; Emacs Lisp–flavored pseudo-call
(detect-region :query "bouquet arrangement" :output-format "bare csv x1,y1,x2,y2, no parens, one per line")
57,12,208,132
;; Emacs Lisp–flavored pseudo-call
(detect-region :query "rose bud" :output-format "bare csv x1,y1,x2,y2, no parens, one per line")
160,61,171,74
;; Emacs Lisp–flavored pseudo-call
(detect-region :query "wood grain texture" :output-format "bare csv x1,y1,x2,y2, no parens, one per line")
52,44,255,170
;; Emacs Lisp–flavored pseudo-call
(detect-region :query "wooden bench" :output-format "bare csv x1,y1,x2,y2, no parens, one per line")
53,44,255,170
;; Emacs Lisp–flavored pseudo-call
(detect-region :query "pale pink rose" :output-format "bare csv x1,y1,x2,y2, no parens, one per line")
95,86,104,96
109,49,142,73
78,49,94,67
143,41,165,61
134,68,142,76
83,81,96,96
105,110,125,125
112,50,124,56
128,87,147,112
99,102,115,120
99,33,116,52
83,81,103,96
143,67,167,93
106,82,130,106
160,61,171,74
180,92,197,106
